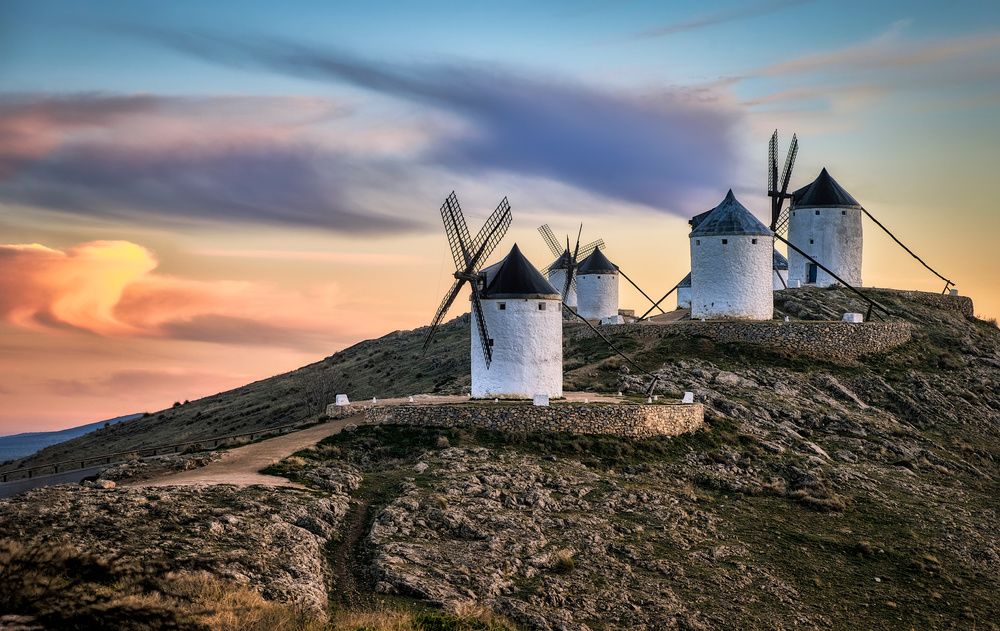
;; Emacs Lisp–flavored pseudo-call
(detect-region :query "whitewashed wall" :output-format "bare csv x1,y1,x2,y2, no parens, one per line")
690,234,773,320
676,286,691,309
772,268,788,290
471,297,563,398
787,206,863,287
547,269,577,307
577,273,619,320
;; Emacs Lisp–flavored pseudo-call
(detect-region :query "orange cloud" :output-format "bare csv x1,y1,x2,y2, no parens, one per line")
0,240,345,349
0,241,156,335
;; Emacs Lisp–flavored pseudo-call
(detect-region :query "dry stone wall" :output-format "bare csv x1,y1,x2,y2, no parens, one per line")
868,288,974,318
365,403,704,439
571,320,912,360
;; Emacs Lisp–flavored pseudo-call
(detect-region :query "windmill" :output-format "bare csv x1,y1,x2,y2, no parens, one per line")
537,224,604,305
764,133,893,320
767,130,798,236
422,192,512,368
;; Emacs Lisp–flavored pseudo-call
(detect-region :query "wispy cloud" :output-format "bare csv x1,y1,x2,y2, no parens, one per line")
125,27,742,212
630,0,816,40
0,93,420,234
193,248,427,265
45,367,252,401
743,23,1000,117
756,26,1000,76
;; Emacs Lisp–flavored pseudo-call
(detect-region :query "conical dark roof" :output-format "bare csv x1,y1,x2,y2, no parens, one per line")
548,249,572,271
577,248,618,274
689,209,713,230
791,168,862,208
480,243,560,299
688,190,772,237
773,249,788,270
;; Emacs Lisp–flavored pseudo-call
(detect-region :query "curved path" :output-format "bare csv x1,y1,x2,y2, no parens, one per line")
127,415,364,488
127,392,625,488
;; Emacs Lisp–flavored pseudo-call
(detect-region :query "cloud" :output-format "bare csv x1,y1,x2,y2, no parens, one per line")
0,240,346,350
756,25,1000,76
45,367,251,401
630,0,817,40
739,24,1000,120
0,93,420,234
0,241,156,335
126,28,743,212
193,248,427,265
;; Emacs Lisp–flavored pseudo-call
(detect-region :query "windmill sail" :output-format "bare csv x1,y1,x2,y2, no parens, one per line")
423,192,512,369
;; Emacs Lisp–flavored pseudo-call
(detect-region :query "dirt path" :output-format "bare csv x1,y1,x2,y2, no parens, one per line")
127,391,625,489
126,415,364,488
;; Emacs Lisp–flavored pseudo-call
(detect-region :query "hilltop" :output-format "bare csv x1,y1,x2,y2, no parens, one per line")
1,286,999,630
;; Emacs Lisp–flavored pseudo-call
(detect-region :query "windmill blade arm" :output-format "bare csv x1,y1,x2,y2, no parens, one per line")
538,224,562,257
577,238,605,260
768,130,778,193
470,289,493,368
468,197,512,272
778,134,798,197
562,266,574,301
441,192,473,270
638,283,681,320
422,278,466,354
618,269,666,315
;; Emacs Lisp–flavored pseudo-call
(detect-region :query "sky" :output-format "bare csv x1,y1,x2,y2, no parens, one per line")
1,0,999,435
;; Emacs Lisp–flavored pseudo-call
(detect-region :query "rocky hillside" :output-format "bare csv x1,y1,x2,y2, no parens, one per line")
2,287,999,629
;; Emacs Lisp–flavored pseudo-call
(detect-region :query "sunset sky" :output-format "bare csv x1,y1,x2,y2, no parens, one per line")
2,0,999,435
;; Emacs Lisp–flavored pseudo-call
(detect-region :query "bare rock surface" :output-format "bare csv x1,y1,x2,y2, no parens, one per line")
0,472,357,614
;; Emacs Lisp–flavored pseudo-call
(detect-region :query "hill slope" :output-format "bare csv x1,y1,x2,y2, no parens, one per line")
2,287,999,629
0,414,142,464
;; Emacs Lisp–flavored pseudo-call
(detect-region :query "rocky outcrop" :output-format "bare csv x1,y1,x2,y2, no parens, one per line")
0,465,360,614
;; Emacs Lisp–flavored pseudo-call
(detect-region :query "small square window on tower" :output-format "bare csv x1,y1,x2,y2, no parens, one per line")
721,239,728,244
842,210,846,215
498,302,506,310
696,239,701,245
751,238,757,244
809,239,814,244
538,302,546,311
815,210,820,215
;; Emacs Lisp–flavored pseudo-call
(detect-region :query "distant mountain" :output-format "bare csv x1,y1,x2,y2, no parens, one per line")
0,414,143,463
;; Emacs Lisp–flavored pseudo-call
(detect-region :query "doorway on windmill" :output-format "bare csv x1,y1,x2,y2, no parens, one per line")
807,264,818,284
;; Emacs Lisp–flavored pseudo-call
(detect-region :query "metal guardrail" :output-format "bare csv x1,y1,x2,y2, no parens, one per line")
0,420,311,484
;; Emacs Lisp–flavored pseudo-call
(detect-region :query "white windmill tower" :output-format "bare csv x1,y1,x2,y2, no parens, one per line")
689,190,774,320
422,193,562,400
537,224,604,309
472,244,563,398
576,248,620,322
786,168,863,288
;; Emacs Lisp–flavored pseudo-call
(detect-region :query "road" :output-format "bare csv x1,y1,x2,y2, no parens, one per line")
0,465,108,499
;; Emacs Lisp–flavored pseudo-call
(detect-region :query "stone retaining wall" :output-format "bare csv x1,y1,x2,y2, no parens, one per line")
867,288,974,318
570,320,912,360
364,403,704,439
